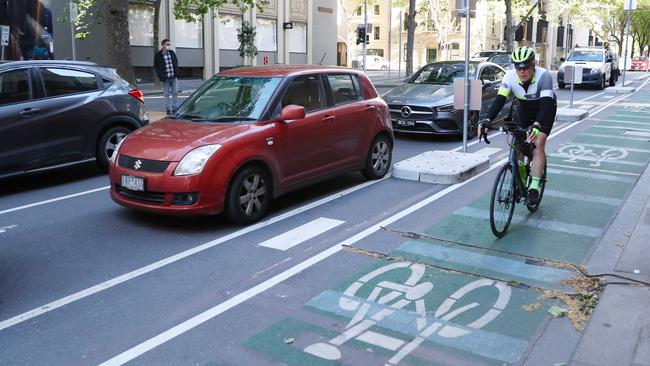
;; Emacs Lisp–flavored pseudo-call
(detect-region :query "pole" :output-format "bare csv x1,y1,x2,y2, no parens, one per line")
388,8,392,77
570,74,574,108
622,10,631,86
462,0,471,153
363,0,367,73
398,10,402,78
69,1,77,61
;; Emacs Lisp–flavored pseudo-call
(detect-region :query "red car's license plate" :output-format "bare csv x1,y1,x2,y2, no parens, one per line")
121,174,145,191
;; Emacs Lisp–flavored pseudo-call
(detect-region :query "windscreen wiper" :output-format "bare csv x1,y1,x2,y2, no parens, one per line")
191,116,257,122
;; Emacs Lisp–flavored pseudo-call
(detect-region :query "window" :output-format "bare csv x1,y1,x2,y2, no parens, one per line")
451,42,460,58
374,5,380,15
256,18,277,52
327,74,362,105
0,69,31,105
356,6,362,16
128,4,154,46
219,14,242,50
281,75,324,113
174,16,203,48
374,26,380,40
40,68,98,97
479,67,495,81
494,68,505,80
288,22,307,53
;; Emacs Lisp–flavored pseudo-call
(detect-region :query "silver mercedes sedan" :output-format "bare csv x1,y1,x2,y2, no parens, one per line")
382,61,512,137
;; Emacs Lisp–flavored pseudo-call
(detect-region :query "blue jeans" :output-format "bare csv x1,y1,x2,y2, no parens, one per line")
163,77,178,111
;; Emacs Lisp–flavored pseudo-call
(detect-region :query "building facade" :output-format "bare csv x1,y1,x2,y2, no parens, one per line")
1,0,337,82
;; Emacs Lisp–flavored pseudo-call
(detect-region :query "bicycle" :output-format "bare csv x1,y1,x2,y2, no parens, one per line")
481,121,547,237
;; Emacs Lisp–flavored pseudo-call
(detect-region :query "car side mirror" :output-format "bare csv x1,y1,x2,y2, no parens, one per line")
607,58,613,63
279,104,305,121
560,57,566,62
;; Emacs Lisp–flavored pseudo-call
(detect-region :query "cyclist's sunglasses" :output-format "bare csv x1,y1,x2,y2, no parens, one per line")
514,62,533,71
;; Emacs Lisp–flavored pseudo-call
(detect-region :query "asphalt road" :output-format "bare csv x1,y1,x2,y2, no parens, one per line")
1,73,649,365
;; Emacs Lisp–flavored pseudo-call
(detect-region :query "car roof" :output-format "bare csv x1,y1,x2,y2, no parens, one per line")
0,60,101,69
572,48,605,53
218,65,365,78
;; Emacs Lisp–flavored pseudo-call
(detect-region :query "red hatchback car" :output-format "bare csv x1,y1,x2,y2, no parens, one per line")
109,65,393,224
631,56,649,71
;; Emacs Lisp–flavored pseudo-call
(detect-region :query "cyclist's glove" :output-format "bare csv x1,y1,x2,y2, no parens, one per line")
478,118,492,144
527,122,541,140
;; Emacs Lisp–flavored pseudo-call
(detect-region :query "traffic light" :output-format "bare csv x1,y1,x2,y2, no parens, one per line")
356,25,366,45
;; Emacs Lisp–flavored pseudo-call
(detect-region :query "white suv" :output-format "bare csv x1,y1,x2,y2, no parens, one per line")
558,48,617,89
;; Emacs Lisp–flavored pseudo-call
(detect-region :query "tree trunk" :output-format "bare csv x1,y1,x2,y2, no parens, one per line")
106,0,135,84
153,0,162,86
505,0,513,52
406,0,416,76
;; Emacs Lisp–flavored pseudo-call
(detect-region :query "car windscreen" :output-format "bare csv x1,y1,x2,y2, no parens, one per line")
409,63,476,85
475,52,495,58
489,54,511,64
174,76,282,121
567,51,604,62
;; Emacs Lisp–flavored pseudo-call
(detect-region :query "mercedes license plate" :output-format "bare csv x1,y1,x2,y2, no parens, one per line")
397,120,416,127
121,174,145,192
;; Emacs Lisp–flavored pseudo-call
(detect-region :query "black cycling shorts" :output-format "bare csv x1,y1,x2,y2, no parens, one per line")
516,100,557,135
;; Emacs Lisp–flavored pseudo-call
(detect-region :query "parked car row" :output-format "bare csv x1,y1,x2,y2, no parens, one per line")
4,50,621,224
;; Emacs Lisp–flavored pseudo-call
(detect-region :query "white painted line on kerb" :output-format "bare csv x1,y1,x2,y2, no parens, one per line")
0,186,110,216
0,176,386,333
98,112,601,365
258,217,345,251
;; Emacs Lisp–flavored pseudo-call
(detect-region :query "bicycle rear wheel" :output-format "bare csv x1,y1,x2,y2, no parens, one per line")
490,163,516,237
526,160,547,212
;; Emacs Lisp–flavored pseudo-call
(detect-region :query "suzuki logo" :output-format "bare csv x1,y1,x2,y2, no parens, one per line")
400,106,412,118
134,160,142,170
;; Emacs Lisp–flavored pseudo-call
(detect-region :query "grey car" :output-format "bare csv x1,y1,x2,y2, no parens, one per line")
0,60,148,178
382,61,511,136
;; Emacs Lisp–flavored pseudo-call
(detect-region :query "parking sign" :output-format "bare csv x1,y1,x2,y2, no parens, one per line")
1,25,9,46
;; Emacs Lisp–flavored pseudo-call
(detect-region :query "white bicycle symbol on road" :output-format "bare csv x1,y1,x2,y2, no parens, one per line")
303,262,511,365
557,144,628,167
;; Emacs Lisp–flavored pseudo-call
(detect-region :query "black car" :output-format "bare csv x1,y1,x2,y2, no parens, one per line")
382,61,512,136
0,60,148,178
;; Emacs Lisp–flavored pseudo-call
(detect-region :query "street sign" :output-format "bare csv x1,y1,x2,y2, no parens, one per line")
453,79,482,111
455,0,477,18
1,25,9,46
564,65,582,84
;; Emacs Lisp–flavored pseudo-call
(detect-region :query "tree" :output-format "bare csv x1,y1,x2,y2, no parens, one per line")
405,0,416,75
418,0,460,61
631,0,650,57
237,20,258,65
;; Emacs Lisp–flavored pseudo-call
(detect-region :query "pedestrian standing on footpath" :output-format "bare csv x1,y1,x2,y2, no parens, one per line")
153,39,179,115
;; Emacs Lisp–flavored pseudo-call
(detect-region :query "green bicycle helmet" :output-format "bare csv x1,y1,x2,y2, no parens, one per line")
511,46,536,69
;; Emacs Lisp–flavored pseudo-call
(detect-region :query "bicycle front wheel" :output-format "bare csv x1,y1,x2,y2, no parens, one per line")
490,163,516,237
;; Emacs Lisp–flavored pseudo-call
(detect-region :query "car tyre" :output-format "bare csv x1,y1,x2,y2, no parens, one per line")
609,73,616,86
361,135,392,179
558,82,565,89
598,75,606,90
96,126,131,170
225,165,271,225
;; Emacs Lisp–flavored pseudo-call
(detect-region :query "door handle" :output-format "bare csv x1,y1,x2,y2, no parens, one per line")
364,105,376,111
322,115,336,122
19,108,41,117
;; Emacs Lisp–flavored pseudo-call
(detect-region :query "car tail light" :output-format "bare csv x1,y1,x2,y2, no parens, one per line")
128,89,144,103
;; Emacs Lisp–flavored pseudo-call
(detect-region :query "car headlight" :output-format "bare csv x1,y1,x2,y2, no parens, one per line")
173,144,221,176
109,137,126,165
436,104,456,113
590,69,600,74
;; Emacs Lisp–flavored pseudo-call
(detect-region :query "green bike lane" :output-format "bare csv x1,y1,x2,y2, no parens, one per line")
243,103,650,365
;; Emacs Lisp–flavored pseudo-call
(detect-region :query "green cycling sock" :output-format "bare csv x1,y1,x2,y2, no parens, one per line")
529,176,541,190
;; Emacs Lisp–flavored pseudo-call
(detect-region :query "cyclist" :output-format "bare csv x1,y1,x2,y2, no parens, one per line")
478,46,557,204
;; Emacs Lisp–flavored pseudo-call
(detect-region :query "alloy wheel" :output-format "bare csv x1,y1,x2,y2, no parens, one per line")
238,173,267,217
371,140,390,175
